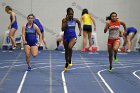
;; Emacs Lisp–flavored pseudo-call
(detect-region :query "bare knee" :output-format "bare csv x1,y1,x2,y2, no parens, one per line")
113,47,118,51
68,46,72,50
88,37,91,40
83,33,87,38
9,34,13,39
68,41,76,49
32,54,37,58
127,38,131,42
32,53,38,57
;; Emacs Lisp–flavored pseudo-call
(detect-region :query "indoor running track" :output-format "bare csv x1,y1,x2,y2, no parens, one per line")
0,50,140,93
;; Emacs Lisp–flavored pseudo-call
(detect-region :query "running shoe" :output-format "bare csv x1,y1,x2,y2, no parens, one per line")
126,49,131,53
108,67,112,72
64,63,69,71
69,61,73,67
27,66,31,71
12,47,16,50
81,48,86,52
114,56,118,63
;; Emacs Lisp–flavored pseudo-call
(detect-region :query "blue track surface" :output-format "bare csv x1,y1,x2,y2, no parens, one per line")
0,50,140,93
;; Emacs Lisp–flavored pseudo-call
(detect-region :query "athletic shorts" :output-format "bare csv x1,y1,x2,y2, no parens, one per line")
40,28,44,33
64,36,77,42
11,22,18,30
127,27,137,35
24,42,37,46
128,32,137,36
108,38,120,46
83,25,92,32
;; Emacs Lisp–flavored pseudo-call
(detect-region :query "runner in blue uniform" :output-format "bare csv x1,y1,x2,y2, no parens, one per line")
5,6,18,49
61,8,82,71
22,14,42,71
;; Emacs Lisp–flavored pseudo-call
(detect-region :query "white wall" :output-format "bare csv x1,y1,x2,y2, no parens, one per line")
0,0,140,50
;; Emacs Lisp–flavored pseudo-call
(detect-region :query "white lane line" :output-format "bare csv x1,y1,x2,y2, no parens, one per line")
118,53,128,55
88,52,99,54
2,51,7,52
79,54,107,93
133,70,140,80
0,60,137,93
49,51,53,93
61,65,138,93
16,56,51,93
61,66,108,93
97,65,136,93
98,69,115,93
16,71,28,93
61,63,100,93
0,51,22,87
0,62,140,70
0,63,96,70
61,71,68,93
0,66,11,69
2,60,20,62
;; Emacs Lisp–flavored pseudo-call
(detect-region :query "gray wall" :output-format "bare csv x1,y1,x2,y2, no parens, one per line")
0,0,140,50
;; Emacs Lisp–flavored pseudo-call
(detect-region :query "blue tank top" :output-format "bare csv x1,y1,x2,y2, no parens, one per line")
10,15,18,29
64,19,76,38
25,23,37,43
34,18,44,32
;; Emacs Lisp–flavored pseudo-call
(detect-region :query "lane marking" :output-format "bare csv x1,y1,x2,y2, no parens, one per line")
49,51,53,93
88,52,99,54
61,65,139,93
0,62,140,70
1,61,140,68
0,52,139,93
0,51,22,87
0,58,138,93
97,66,136,93
79,54,107,93
133,70,140,80
16,55,50,93
61,62,99,93
118,53,128,55
0,63,96,70
16,71,28,93
61,71,68,93
98,69,115,93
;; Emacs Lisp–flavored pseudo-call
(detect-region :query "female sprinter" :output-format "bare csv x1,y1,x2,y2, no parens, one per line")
61,8,82,71
5,6,18,49
22,14,42,71
104,12,126,72
80,9,96,52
